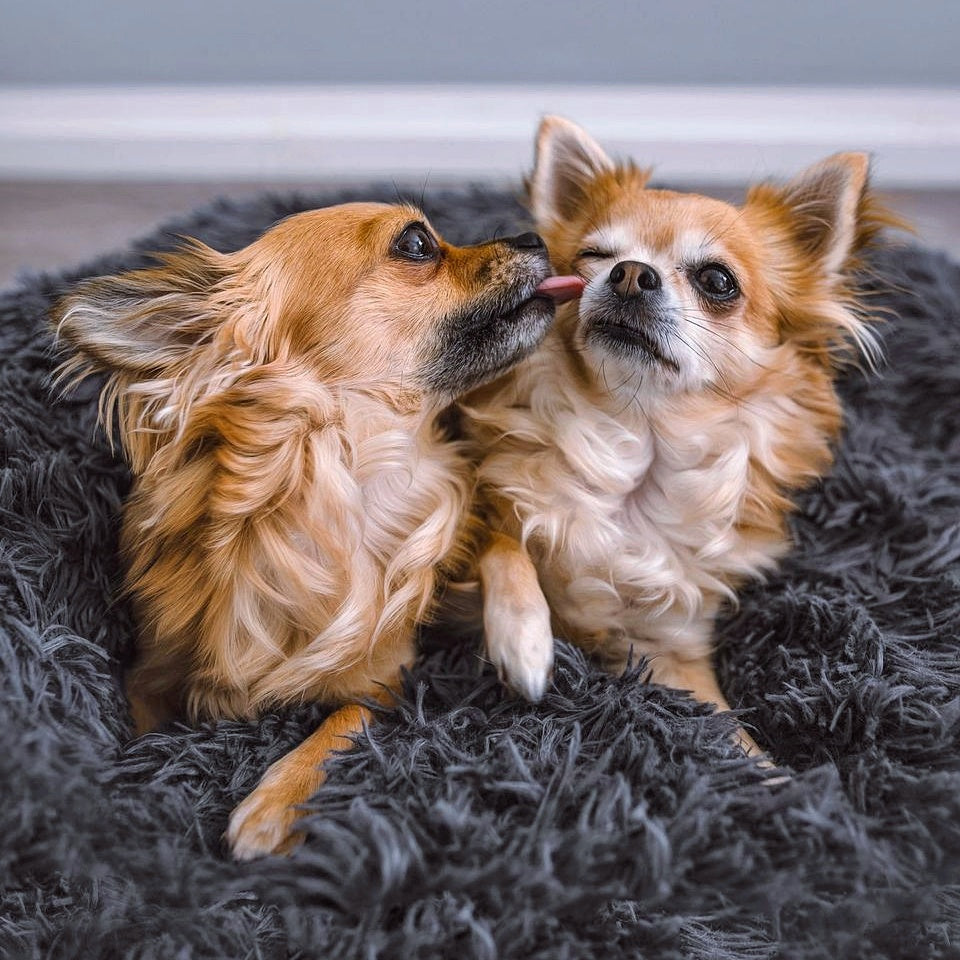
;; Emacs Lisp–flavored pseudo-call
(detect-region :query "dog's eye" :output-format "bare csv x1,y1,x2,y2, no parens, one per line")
394,223,438,261
692,263,739,301
576,248,614,260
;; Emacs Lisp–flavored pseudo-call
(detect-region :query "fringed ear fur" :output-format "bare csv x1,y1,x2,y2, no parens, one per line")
746,153,908,367
748,151,907,276
528,115,617,228
52,240,228,381
766,153,872,275
51,240,236,465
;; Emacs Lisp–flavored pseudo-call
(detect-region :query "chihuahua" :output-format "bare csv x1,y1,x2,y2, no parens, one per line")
466,117,897,755
54,202,580,857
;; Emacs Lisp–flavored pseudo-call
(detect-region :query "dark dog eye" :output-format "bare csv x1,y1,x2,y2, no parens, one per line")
576,248,614,260
394,223,438,261
692,263,739,301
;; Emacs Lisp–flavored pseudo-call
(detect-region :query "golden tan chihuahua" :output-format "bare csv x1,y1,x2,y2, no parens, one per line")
467,117,898,756
54,202,580,857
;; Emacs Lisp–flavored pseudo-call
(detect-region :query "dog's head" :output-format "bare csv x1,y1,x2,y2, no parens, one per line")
54,202,565,462
528,116,898,402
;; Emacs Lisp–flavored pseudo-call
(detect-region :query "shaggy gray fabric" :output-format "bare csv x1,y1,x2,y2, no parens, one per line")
2,185,960,959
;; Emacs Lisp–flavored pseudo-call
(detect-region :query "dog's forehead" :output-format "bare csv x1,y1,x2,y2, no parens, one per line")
303,202,427,237
264,202,430,249
247,202,434,280
585,191,743,259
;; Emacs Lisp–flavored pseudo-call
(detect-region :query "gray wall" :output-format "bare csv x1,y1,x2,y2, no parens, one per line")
3,0,958,86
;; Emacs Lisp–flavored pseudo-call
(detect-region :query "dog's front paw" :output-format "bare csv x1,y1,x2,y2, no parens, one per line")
484,598,555,701
225,763,312,861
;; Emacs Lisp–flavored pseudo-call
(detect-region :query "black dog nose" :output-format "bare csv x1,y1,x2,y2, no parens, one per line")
506,231,547,251
609,260,661,298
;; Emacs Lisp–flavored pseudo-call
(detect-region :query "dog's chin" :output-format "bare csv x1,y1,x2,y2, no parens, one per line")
583,316,680,374
421,288,555,397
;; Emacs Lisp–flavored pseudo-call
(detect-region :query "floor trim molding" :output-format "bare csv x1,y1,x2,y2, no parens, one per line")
2,84,958,185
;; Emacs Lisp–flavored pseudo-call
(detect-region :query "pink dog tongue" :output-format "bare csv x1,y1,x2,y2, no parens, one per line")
536,275,586,304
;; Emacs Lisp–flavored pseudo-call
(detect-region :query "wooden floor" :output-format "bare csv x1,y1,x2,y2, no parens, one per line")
2,180,959,288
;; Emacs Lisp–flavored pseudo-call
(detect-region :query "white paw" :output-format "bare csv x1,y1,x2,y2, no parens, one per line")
225,765,305,861
484,598,555,701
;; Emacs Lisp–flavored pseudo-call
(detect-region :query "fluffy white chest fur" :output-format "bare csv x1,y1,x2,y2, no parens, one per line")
238,394,471,702
469,335,808,671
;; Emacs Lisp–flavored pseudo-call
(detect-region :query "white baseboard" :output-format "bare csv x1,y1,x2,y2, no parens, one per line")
1,84,958,186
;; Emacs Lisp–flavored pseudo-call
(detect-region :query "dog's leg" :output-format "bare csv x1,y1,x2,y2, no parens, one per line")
226,699,379,860
479,532,554,701
645,651,764,758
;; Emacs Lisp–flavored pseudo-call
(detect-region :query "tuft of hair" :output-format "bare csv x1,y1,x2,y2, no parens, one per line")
745,152,910,372
526,115,652,231
51,240,238,469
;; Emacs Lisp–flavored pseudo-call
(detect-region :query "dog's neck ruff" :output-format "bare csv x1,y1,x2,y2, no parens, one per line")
124,374,471,719
469,334,834,661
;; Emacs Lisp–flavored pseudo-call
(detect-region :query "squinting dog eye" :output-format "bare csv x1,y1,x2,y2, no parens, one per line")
576,248,614,260
692,263,740,301
394,223,438,261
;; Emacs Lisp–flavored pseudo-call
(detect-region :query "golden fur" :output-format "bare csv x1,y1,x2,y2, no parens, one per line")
53,202,558,857
464,118,902,754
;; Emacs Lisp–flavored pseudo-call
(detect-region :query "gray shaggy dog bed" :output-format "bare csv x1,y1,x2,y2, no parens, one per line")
2,184,960,960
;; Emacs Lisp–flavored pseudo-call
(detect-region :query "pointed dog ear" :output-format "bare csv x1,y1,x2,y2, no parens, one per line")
744,152,903,368
53,241,227,377
764,152,872,275
528,115,616,228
